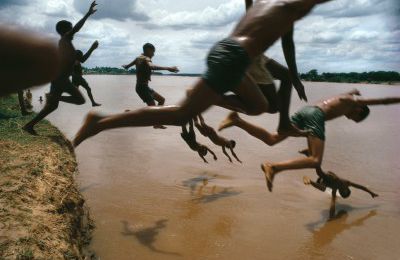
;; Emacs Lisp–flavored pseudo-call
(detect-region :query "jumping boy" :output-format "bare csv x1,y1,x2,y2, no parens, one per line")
73,0,333,147
194,115,241,163
216,0,308,135
73,40,101,107
181,119,217,163
303,167,378,217
218,89,400,192
23,1,98,135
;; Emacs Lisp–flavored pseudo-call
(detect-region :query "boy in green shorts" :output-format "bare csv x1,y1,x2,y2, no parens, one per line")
218,89,400,191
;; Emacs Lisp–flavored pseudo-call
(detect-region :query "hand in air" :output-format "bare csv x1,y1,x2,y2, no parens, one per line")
92,40,99,49
168,66,179,73
293,77,308,102
371,192,379,198
88,1,97,16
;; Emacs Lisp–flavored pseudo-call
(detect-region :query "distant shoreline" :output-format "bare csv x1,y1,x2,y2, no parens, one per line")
83,73,400,85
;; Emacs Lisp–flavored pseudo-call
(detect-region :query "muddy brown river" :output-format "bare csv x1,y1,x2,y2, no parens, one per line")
31,76,400,259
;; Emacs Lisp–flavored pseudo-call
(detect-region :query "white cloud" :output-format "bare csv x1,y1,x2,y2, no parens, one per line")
0,0,398,73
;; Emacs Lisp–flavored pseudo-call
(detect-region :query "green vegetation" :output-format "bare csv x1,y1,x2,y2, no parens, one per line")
300,70,400,84
83,66,161,75
0,95,93,259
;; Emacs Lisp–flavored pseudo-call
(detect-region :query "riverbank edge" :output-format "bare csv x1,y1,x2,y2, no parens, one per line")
0,95,95,259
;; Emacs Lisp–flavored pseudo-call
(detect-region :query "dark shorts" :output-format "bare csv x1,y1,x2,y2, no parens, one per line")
202,38,251,94
50,77,76,98
291,106,326,141
136,83,155,103
72,75,89,88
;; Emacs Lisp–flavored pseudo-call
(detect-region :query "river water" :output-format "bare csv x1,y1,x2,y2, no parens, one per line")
31,76,400,260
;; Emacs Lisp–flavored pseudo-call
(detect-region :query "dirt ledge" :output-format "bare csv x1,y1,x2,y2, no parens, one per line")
0,95,94,259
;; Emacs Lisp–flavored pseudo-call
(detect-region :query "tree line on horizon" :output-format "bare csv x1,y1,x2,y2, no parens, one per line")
83,67,400,83
300,70,400,84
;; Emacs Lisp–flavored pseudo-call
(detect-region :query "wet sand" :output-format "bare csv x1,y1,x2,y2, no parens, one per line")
31,76,400,259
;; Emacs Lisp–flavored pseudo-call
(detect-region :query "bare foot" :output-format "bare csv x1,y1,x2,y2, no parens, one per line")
154,125,167,129
278,123,310,137
303,176,311,185
92,103,102,107
218,112,240,131
73,111,104,147
22,125,38,136
261,163,275,192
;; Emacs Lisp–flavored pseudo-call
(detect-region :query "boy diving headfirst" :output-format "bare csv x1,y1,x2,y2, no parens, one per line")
194,115,241,163
219,89,400,192
181,119,217,163
73,40,101,107
303,166,378,217
73,0,333,147
23,1,98,135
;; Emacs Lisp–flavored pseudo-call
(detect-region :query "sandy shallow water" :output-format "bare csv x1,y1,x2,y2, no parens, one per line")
32,75,400,259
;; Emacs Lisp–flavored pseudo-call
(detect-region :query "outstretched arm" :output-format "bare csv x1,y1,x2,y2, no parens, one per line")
355,97,400,106
66,1,97,38
81,41,99,63
281,26,307,101
348,182,378,198
229,147,242,163
222,146,233,162
122,58,137,70
303,176,326,192
199,153,208,163
207,147,218,161
148,61,179,73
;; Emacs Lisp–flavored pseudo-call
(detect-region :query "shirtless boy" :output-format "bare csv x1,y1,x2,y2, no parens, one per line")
303,166,378,217
217,0,308,135
194,115,241,163
219,89,400,191
23,1,98,135
181,119,217,163
73,40,101,107
73,0,332,147
122,43,178,106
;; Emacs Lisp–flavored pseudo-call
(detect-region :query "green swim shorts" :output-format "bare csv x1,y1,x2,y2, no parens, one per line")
202,38,251,94
291,106,326,141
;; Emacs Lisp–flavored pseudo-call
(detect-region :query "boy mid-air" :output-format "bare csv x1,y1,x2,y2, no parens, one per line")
73,0,334,147
216,0,308,136
73,40,101,107
303,166,378,217
181,119,217,163
122,43,179,129
23,1,97,135
193,115,241,163
218,89,400,191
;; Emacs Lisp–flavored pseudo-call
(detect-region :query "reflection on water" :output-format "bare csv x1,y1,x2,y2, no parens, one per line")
121,220,182,257
304,206,378,258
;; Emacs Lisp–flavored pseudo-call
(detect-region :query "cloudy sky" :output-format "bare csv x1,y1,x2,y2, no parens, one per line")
0,0,399,73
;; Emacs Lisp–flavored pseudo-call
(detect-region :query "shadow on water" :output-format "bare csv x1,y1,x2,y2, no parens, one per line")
302,204,378,256
182,175,241,204
121,219,182,257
